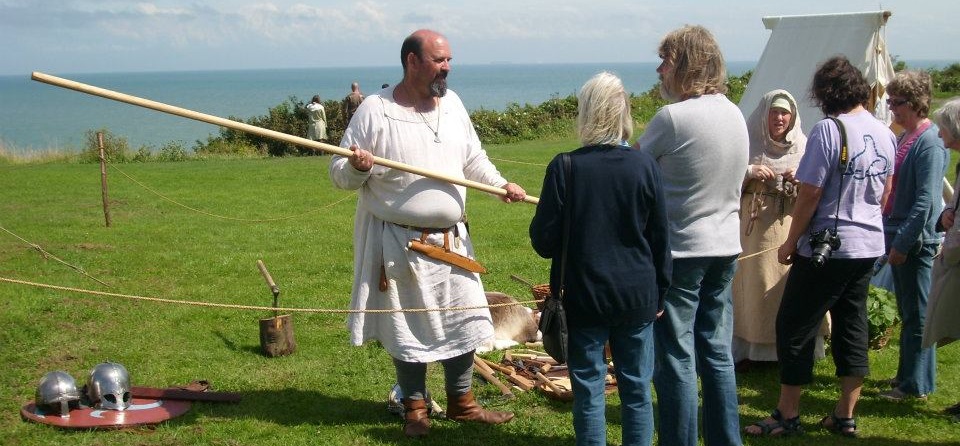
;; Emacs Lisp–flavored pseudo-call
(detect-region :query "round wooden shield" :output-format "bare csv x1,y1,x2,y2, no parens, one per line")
21,398,191,429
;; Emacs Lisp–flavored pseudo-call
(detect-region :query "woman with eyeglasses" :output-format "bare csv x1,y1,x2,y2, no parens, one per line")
879,71,950,402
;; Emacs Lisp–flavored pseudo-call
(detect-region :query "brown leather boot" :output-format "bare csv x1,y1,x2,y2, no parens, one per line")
445,390,514,424
402,399,430,438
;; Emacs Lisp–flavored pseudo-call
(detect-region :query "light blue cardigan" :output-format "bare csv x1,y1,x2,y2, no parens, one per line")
883,124,950,253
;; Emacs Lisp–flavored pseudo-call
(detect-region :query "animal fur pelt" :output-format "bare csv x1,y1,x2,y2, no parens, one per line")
477,291,539,353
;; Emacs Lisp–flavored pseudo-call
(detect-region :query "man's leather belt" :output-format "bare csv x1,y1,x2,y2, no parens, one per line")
393,223,456,234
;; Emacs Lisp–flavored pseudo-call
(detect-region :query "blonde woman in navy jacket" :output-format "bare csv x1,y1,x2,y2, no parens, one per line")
530,72,671,446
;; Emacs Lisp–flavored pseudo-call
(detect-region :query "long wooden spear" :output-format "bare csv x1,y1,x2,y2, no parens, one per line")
31,72,539,205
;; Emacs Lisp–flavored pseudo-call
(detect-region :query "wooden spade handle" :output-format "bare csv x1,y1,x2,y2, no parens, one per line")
256,259,280,298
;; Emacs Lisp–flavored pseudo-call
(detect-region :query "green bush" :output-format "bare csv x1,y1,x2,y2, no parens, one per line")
322,98,347,147
194,136,263,158
895,59,960,97
539,94,578,119
473,97,577,144
726,70,753,105
867,285,900,349
245,97,306,156
80,128,133,163
201,96,345,157
631,87,669,129
930,62,960,95
131,146,153,162
156,140,190,162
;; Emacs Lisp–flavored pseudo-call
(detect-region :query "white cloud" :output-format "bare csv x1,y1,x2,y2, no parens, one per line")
2,0,957,75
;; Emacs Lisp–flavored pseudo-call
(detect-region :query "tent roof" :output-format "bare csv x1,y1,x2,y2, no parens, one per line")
737,11,895,134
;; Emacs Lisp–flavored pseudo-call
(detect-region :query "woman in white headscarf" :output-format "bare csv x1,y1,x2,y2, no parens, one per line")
732,89,826,366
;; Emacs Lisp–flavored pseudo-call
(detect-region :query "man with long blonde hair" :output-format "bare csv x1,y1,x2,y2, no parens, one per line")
633,25,748,446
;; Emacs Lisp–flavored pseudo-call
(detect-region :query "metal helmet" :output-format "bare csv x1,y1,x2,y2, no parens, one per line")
86,362,131,411
35,370,81,417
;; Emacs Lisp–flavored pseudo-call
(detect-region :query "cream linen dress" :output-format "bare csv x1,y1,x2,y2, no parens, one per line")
732,90,829,361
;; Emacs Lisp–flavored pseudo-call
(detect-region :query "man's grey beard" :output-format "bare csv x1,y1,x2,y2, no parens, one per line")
430,77,448,97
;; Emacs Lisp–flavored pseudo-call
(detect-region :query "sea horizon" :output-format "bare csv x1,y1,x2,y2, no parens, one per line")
3,59,955,152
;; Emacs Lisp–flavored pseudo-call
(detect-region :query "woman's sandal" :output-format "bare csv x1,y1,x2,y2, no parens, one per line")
745,408,803,437
820,412,858,438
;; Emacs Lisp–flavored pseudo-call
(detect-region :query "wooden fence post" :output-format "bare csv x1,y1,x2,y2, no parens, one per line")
97,132,111,228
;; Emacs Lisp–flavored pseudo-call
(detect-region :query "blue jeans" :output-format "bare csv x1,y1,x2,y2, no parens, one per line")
569,320,654,446
890,243,938,395
654,255,741,446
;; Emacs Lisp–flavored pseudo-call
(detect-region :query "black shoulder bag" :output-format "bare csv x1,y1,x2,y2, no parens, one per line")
538,153,571,364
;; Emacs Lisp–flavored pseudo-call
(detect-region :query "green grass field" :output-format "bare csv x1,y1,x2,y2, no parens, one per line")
1,134,958,445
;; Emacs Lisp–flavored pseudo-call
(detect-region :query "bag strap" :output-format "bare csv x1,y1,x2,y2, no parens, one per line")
558,153,572,302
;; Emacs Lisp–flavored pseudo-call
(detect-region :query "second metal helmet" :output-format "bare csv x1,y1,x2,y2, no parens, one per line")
86,362,132,410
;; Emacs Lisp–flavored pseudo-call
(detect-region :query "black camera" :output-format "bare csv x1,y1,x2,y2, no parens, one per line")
809,228,841,267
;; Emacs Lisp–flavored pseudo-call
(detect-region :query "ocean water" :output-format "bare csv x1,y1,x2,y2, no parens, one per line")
2,62,753,151
8,60,953,151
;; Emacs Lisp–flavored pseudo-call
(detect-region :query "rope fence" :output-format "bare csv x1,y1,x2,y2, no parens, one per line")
2,158,783,316
0,224,112,288
2,217,783,316
487,157,548,168
0,276,543,314
736,245,780,261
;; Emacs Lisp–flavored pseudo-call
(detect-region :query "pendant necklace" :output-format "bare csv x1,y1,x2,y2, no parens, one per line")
418,106,441,144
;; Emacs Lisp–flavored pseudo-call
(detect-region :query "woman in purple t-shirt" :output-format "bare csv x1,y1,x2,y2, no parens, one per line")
745,56,896,438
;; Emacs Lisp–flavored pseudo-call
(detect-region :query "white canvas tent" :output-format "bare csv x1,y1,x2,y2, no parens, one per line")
738,11,896,135
740,11,956,292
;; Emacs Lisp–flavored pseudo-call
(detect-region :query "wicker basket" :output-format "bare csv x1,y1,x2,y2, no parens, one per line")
531,284,551,311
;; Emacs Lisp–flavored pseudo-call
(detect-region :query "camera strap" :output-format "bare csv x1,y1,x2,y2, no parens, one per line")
826,117,848,234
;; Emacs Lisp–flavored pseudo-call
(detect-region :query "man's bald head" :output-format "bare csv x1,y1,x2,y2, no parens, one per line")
400,29,445,73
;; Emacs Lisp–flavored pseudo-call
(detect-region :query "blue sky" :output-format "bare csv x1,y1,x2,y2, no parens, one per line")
2,0,957,76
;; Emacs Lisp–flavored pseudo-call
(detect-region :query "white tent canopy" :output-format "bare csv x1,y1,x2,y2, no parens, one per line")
738,11,896,135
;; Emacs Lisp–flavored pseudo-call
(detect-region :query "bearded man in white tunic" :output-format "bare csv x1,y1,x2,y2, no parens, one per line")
329,29,525,438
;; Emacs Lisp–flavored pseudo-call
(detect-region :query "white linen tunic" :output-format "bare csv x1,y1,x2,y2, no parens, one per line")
329,86,507,362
